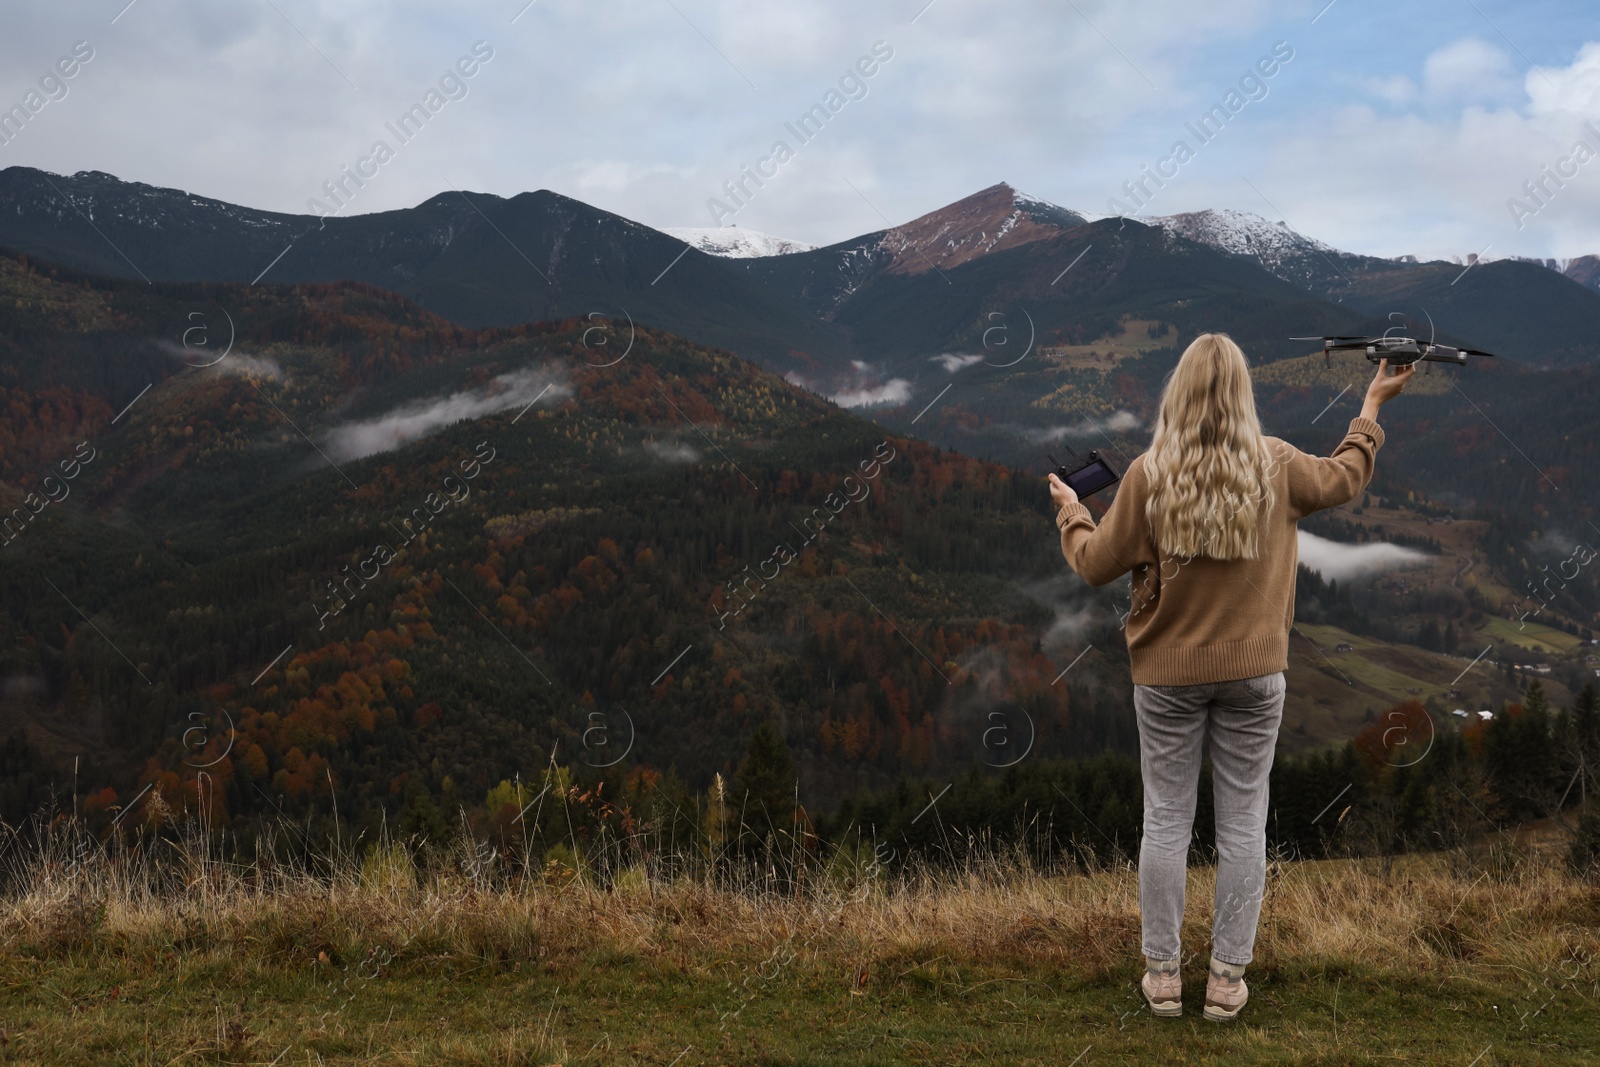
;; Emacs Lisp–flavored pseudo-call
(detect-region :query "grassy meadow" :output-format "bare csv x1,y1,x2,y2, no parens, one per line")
2,815,1598,1066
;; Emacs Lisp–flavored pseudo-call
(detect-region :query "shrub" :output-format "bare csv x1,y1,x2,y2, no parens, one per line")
1568,809,1600,879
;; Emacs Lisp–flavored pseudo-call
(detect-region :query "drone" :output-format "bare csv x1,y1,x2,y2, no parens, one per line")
1291,334,1498,371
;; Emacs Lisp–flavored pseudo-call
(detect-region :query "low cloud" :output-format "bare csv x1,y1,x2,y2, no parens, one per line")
213,352,287,380
159,339,286,381
325,366,569,462
832,379,913,408
930,352,984,373
803,359,913,409
1024,410,1141,442
1016,573,1100,649
1297,529,1429,581
644,438,700,462
1042,600,1097,648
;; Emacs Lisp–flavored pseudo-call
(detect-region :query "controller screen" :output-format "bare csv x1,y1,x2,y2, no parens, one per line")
1066,459,1118,498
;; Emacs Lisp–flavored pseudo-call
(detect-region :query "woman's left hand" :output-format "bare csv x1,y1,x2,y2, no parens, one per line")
1047,472,1078,510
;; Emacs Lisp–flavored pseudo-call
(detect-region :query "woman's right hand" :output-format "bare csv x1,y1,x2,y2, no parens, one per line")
1364,357,1415,409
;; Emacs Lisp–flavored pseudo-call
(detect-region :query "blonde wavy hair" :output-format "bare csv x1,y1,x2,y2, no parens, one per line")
1143,333,1278,560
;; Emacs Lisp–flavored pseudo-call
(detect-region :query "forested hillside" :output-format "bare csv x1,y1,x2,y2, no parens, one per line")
826,680,1600,875
0,250,1141,847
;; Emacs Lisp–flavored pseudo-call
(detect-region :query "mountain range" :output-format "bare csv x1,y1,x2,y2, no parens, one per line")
5,166,1600,473
5,168,1597,378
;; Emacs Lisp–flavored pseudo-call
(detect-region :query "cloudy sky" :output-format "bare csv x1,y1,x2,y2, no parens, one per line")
3,0,1598,261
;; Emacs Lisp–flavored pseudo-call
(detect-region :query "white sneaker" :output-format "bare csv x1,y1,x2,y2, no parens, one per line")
1203,967,1248,1022
1141,968,1182,1017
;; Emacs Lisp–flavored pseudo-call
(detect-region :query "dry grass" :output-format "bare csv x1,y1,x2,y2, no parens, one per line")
2,819,1598,1064
6,828,1593,977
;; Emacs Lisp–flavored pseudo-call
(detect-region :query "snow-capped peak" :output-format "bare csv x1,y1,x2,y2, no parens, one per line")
1149,208,1336,263
664,226,816,258
1144,208,1363,292
1013,189,1069,215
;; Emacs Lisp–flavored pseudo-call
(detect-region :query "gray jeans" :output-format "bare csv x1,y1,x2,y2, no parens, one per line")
1133,671,1285,966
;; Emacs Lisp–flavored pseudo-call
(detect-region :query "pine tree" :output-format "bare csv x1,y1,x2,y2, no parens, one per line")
1485,681,1556,822
1418,618,1442,652
396,777,448,843
732,722,797,851
1572,683,1600,810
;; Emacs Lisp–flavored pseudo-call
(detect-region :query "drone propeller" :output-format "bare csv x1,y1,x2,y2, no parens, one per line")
1291,335,1371,366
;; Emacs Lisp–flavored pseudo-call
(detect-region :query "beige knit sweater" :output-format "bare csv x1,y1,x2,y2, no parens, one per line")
1055,416,1386,685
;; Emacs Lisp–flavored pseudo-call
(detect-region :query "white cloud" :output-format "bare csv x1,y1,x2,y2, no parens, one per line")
930,352,984,372
571,159,696,195
1241,40,1600,260
1371,74,1419,106
1525,41,1600,117
831,378,912,408
213,352,286,380
1423,38,1515,101
324,367,568,462
159,339,285,380
0,0,1286,250
1296,529,1428,582
1025,410,1141,442
803,359,916,408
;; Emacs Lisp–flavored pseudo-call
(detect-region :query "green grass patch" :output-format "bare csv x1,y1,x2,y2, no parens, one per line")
1478,615,1584,656
3,940,1594,1064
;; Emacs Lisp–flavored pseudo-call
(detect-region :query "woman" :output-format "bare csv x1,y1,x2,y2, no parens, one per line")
1046,333,1413,1022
